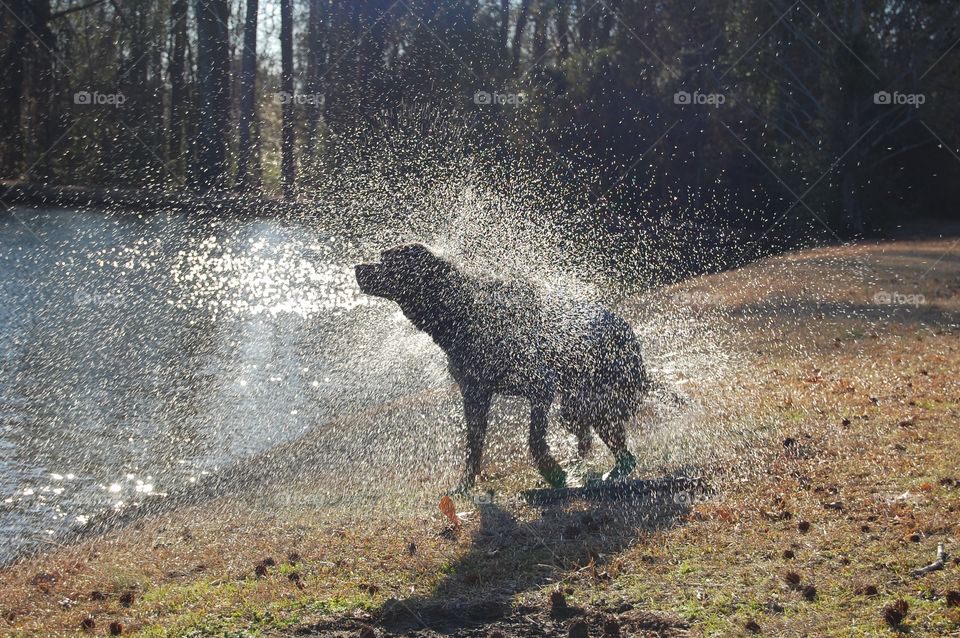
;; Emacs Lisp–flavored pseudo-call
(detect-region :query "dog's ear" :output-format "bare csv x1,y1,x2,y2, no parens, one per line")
417,248,455,281
390,244,453,278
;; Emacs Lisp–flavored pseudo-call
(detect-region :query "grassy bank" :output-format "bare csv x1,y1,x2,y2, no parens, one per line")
2,238,959,637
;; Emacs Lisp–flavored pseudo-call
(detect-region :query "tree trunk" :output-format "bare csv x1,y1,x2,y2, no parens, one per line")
168,0,188,170
193,0,230,192
305,0,326,157
27,0,55,182
498,0,510,51
279,0,295,199
0,0,28,177
555,0,570,61
511,0,532,75
356,0,388,118
577,0,593,49
532,0,549,63
834,0,867,237
237,0,258,192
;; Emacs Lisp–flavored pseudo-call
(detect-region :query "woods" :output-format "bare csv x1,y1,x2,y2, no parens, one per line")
1,0,958,237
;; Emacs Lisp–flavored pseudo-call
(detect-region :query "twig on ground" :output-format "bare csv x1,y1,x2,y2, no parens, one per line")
912,543,947,577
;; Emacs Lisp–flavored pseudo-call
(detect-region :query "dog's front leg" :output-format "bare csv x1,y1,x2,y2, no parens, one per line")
456,386,491,493
529,400,566,489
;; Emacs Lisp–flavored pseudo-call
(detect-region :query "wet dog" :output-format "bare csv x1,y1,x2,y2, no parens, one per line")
355,243,650,490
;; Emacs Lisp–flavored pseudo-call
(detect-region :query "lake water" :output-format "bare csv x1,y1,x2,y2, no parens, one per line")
0,206,455,562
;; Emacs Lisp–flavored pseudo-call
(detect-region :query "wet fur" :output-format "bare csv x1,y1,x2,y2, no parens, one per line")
355,243,648,489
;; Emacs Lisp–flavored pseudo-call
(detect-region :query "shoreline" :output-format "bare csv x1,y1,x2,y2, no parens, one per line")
0,181,315,220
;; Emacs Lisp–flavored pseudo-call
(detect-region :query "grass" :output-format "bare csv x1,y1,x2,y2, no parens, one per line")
2,238,959,636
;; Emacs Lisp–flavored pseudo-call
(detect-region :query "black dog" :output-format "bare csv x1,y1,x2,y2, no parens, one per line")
356,243,650,490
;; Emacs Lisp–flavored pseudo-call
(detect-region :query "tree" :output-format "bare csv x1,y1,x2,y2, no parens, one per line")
24,0,56,180
555,0,570,61
511,0,533,75
193,0,230,192
0,0,29,176
304,0,327,156
279,0,295,199
168,0,188,170
237,0,259,191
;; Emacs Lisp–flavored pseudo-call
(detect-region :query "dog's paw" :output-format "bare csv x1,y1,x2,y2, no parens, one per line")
601,452,637,483
580,468,605,487
539,467,567,489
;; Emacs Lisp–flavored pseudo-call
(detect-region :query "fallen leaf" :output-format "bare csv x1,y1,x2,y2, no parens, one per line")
439,495,461,529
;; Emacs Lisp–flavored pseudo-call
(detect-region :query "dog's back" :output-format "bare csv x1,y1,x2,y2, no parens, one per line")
451,272,648,421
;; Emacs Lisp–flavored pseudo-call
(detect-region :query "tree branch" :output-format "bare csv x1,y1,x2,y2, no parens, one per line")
912,543,947,577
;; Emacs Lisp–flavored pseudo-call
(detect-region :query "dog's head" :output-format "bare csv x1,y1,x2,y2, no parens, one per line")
355,243,454,305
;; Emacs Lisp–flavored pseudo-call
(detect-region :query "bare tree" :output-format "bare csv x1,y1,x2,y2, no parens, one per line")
279,0,295,199
237,0,259,191
194,0,230,191
305,0,327,156
555,0,570,61
168,0,188,169
511,0,532,75
26,0,55,180
532,0,550,63
498,0,510,51
0,0,29,176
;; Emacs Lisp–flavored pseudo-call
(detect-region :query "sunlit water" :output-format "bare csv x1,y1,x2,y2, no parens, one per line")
0,206,453,561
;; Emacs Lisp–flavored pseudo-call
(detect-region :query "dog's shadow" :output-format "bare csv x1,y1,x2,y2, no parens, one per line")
373,476,700,635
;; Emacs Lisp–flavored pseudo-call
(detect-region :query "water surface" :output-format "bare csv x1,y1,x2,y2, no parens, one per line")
0,206,447,562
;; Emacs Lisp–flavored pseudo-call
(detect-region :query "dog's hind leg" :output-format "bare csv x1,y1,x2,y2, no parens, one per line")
576,427,593,458
457,386,492,493
558,408,593,459
529,400,566,488
594,417,636,482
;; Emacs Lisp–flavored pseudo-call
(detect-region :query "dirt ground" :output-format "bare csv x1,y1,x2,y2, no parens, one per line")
2,237,959,637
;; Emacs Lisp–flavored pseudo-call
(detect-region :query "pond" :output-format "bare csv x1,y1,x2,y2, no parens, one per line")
0,206,453,562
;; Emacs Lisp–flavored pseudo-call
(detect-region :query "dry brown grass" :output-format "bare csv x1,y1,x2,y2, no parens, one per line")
2,238,959,637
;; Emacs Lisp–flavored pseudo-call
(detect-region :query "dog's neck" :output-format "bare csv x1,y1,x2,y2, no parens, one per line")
399,272,472,351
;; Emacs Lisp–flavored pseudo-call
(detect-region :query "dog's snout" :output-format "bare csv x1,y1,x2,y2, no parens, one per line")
354,264,376,292
355,263,391,298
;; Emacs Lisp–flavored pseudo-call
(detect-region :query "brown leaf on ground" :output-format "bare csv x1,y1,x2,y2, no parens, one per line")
439,496,461,529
